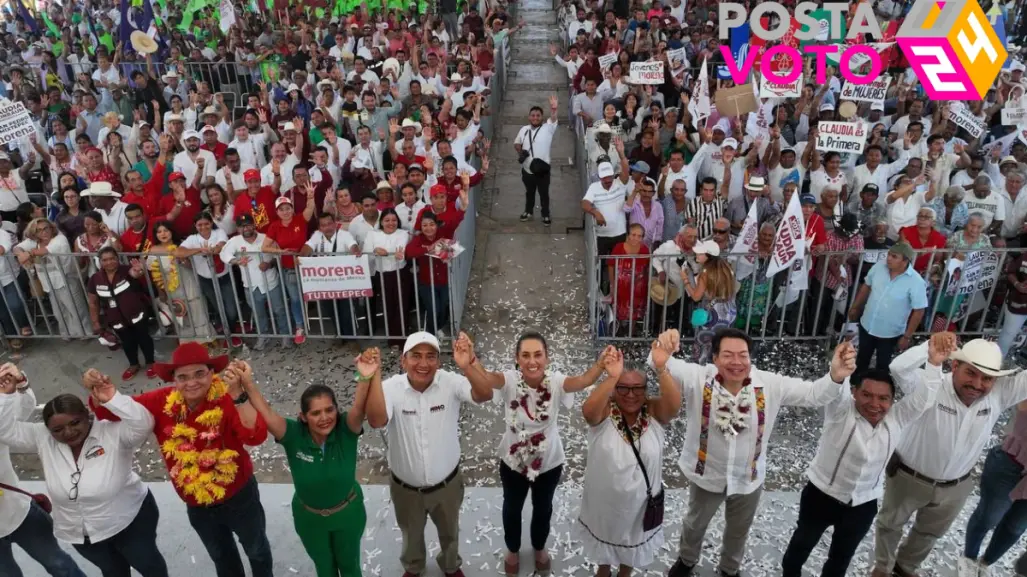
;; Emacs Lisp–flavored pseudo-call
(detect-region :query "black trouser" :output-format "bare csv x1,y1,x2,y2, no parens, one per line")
499,461,562,553
855,323,901,377
115,321,155,367
73,491,169,577
186,477,273,577
522,168,551,218
781,482,878,577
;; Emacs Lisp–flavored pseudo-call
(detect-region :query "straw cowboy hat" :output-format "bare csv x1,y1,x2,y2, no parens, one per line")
81,181,121,198
949,339,1017,377
649,279,681,306
154,342,230,382
130,30,158,55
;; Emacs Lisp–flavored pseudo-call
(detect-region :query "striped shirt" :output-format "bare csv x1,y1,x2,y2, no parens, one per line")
686,197,726,239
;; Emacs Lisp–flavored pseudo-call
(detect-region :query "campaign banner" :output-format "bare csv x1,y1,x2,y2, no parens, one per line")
598,52,618,70
666,47,687,67
948,104,987,139
956,250,1001,296
760,73,803,98
1002,107,1027,125
298,255,374,300
689,58,710,129
0,101,34,145
730,201,760,281
629,61,664,84
816,121,867,155
766,193,805,278
839,75,890,103
845,42,895,72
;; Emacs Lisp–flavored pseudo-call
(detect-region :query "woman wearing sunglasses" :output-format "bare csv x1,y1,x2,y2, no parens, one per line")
0,364,169,577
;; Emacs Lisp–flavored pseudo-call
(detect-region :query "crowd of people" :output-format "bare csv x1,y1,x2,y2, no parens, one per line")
543,0,1027,369
8,326,1027,577
0,0,508,371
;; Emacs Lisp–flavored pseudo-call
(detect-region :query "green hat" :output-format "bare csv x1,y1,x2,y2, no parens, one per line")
889,242,916,263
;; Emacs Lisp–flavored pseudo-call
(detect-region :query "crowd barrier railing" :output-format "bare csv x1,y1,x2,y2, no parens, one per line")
0,248,460,350
588,243,1016,349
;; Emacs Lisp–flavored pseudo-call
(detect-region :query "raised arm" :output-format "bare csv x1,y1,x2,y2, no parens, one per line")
221,360,262,434
582,347,622,426
452,332,494,402
890,334,950,425
564,346,611,392
648,339,682,425
236,366,287,442
774,341,856,407
0,364,45,452
348,348,380,434
83,369,155,448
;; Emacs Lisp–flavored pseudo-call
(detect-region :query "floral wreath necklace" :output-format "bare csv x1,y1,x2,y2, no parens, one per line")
610,399,650,445
713,374,754,436
160,375,240,506
504,373,553,481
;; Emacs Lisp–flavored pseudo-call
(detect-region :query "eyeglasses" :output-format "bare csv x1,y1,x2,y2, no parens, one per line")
615,385,647,396
713,228,729,234
69,470,81,502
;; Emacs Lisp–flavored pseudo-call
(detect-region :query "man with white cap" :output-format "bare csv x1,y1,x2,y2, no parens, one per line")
659,328,858,577
696,125,747,201
874,333,1027,577
581,139,630,292
173,130,216,189
726,175,778,234
228,116,272,169
365,331,494,577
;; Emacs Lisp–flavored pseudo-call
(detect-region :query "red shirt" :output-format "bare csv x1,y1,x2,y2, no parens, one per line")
266,216,309,268
119,217,161,253
406,209,465,287
805,213,827,247
202,142,228,163
86,165,124,194
90,387,268,507
143,162,166,200
233,187,278,233
158,187,203,238
436,173,481,204
900,226,947,274
121,189,160,216
393,153,426,168
416,204,461,234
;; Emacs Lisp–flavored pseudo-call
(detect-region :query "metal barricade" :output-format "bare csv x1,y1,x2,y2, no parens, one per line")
586,244,1017,351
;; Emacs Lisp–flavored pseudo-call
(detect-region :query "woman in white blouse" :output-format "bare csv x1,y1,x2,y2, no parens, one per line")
395,182,426,233
14,218,92,338
0,364,169,576
176,213,241,347
458,332,609,576
579,343,681,577
363,208,410,343
203,184,236,236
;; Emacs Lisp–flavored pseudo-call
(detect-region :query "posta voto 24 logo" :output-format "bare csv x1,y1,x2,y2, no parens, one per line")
897,0,1007,100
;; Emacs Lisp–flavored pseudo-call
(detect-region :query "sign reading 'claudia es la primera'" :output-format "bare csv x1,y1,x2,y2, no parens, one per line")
718,0,1006,100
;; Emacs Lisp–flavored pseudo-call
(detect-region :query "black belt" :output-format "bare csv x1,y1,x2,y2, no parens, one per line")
392,466,459,494
897,462,972,487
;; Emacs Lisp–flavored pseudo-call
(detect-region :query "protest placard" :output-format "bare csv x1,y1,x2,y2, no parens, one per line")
715,84,758,117
598,52,618,70
1002,107,1027,125
839,75,890,103
948,104,987,139
816,121,867,154
0,101,34,146
666,47,687,67
298,255,374,300
629,61,664,84
760,73,803,98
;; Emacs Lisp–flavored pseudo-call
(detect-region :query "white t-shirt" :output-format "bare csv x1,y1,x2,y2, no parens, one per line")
964,191,1006,229
181,229,230,279
172,150,217,187
584,180,628,237
496,371,573,476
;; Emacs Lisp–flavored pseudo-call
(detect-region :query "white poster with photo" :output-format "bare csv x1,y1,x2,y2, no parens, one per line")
760,73,803,98
816,121,868,155
839,75,890,103
598,52,618,70
0,101,34,146
1002,107,1027,125
629,61,665,85
298,255,374,300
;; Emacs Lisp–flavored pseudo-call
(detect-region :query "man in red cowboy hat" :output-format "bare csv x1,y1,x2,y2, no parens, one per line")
157,171,203,238
88,342,273,577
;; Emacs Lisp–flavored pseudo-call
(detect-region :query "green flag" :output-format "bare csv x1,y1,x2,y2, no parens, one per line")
799,9,845,47
41,12,60,38
52,41,64,55
99,32,114,53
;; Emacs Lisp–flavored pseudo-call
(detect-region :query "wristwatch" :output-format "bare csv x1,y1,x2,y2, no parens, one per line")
233,392,250,405
15,374,28,392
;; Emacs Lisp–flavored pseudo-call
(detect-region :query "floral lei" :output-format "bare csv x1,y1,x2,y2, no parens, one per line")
713,374,753,437
160,375,240,506
610,399,649,445
504,373,553,481
149,244,181,293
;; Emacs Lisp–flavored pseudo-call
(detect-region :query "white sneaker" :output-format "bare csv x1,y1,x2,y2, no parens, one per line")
957,557,980,577
251,337,268,352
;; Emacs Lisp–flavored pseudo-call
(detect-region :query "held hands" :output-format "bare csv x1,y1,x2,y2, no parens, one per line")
222,360,255,397
355,348,381,380
829,341,857,382
0,363,24,395
603,347,625,380
928,332,958,366
82,368,116,403
453,332,476,369
651,338,673,371
656,329,681,356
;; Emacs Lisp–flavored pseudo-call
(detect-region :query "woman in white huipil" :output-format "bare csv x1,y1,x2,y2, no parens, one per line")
363,208,410,343
459,332,609,576
578,343,682,576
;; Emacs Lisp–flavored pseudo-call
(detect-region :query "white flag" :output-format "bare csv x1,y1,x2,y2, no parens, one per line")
730,200,760,281
775,255,810,308
689,58,711,130
219,0,236,33
766,192,805,278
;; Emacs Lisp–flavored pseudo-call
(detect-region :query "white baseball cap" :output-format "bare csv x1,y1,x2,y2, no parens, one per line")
1011,60,1026,73
597,162,615,178
721,137,739,149
403,331,441,354
693,239,721,257
871,101,884,112
182,130,201,141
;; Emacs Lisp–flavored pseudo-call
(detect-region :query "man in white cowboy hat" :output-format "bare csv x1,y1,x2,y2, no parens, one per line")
161,70,189,108
82,181,129,236
873,333,1027,577
394,118,425,155
173,130,217,189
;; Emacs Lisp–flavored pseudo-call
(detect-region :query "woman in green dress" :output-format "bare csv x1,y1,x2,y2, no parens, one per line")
230,349,380,576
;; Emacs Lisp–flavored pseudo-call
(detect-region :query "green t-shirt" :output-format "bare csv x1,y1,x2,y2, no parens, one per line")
278,415,360,510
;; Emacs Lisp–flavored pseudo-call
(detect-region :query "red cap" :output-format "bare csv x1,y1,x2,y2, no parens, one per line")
83,146,103,155
429,184,448,197
244,169,261,182
168,171,186,181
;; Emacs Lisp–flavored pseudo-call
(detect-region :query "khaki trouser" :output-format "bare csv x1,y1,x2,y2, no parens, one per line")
874,467,975,573
678,484,763,574
389,470,465,575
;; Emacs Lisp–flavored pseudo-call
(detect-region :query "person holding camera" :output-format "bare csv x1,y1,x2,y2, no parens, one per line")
515,95,559,226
